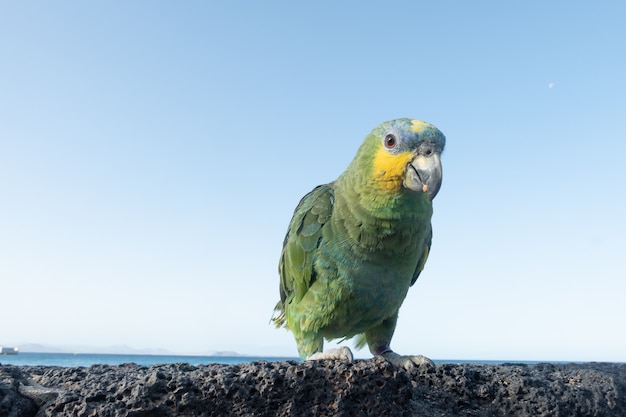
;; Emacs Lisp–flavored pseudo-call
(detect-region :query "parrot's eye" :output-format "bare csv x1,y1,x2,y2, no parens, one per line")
384,134,397,149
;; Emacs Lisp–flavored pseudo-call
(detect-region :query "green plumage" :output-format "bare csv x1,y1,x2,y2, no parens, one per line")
273,118,445,360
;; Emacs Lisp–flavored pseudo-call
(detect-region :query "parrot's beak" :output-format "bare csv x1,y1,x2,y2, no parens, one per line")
404,153,442,200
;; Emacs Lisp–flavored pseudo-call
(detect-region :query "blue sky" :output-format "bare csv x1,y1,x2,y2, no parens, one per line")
2,1,625,361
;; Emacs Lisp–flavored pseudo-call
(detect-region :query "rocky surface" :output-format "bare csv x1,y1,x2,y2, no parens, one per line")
1,358,625,416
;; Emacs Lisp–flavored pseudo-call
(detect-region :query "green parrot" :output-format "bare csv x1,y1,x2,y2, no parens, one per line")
272,118,445,369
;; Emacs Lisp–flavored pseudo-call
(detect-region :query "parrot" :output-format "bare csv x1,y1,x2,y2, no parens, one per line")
272,118,445,369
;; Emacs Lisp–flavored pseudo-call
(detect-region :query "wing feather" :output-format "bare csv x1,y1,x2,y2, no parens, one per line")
273,185,333,327
410,225,432,286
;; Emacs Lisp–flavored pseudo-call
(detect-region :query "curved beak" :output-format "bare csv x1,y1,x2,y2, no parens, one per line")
403,153,442,200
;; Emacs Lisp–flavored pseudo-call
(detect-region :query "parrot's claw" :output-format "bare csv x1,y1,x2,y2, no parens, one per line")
381,351,435,371
307,347,354,362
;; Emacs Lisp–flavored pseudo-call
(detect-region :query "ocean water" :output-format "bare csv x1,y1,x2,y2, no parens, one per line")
0,352,551,368
0,352,299,367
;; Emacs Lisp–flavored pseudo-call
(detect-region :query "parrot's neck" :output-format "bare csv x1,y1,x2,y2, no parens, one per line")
332,173,432,255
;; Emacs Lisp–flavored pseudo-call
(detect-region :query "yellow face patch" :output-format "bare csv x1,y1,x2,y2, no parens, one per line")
410,119,427,133
372,146,414,192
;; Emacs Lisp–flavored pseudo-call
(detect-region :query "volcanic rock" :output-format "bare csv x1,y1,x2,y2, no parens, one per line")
1,358,625,416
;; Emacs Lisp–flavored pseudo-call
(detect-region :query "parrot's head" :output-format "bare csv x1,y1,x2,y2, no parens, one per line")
354,118,445,200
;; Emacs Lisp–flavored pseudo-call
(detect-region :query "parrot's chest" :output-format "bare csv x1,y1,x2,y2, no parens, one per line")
317,257,415,338
329,238,421,329
351,257,415,305
319,206,430,335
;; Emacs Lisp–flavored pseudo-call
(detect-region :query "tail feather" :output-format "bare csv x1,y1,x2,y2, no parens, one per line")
271,301,286,328
353,333,367,350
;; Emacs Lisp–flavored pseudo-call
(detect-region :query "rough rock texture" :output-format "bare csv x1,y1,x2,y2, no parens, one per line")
1,358,625,416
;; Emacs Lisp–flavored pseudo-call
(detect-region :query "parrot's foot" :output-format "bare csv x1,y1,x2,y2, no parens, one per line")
307,347,354,362
381,351,435,371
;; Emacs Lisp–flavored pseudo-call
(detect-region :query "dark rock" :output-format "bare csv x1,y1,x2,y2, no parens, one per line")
0,366,38,417
1,359,625,416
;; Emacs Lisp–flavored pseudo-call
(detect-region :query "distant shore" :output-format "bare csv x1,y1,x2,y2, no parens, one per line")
2,357,625,416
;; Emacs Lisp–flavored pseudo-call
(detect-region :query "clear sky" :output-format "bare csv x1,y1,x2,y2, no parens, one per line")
2,2,625,362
